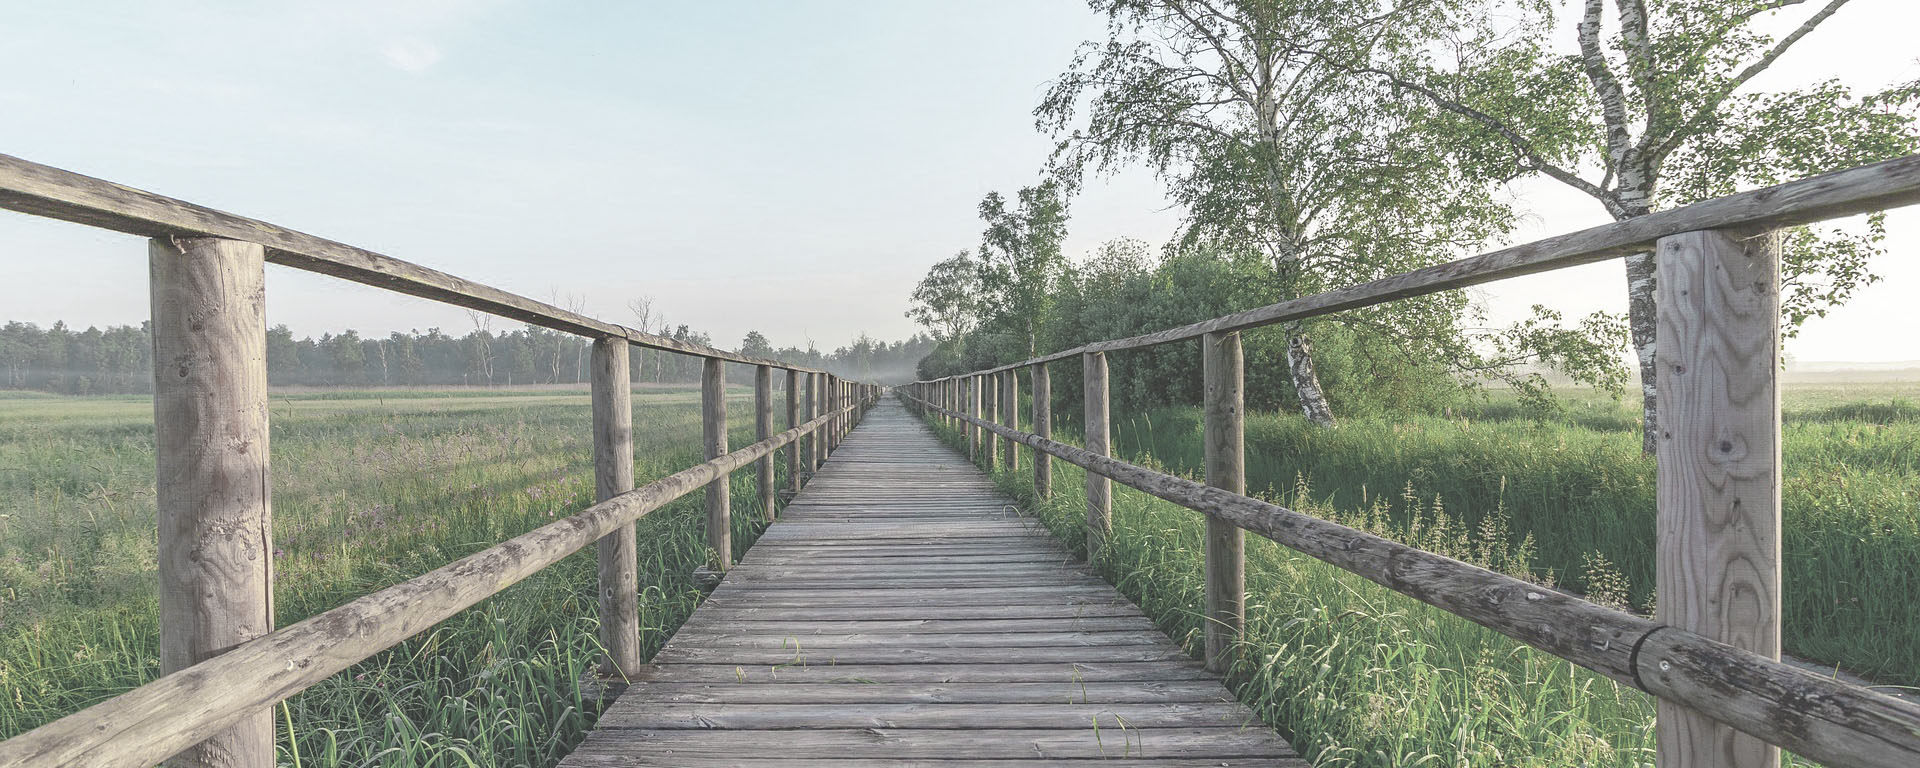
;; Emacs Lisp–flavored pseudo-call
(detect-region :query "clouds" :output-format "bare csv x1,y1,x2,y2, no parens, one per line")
382,36,445,73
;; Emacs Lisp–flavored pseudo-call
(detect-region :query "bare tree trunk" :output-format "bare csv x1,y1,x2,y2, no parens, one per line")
1284,329,1337,427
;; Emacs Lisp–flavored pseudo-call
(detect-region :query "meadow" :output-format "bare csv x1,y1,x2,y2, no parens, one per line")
0,385,784,766
917,378,1918,766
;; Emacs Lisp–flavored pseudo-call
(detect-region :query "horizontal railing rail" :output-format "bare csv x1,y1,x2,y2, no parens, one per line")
0,404,862,768
0,152,815,371
0,152,884,767
905,153,1920,768
898,392,1920,768
951,153,1920,377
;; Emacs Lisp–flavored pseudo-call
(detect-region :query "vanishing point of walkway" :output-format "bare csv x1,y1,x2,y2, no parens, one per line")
559,398,1301,766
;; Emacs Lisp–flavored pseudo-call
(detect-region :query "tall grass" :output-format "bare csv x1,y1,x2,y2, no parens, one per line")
0,386,783,766
1106,392,1920,686
917,405,1849,766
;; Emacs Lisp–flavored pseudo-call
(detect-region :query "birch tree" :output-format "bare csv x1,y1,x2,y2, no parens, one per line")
1371,0,1920,451
1039,0,1528,427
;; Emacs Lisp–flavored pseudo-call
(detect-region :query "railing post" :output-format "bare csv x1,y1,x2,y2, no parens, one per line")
1654,229,1782,768
754,364,775,521
786,369,801,495
590,337,640,678
1032,363,1052,500
1083,351,1111,558
828,374,840,454
981,373,997,468
1000,369,1019,470
802,371,817,474
150,236,275,768
967,375,982,461
702,357,731,570
1203,330,1245,674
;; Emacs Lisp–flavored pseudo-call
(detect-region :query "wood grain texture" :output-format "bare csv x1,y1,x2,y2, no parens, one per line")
150,237,275,768
754,365,775,521
1202,331,1245,674
803,372,818,473
1000,369,1019,469
1655,229,1783,768
703,358,731,570
785,369,801,495
590,338,640,678
1084,352,1112,558
560,400,1299,766
0,407,852,768
1032,363,1052,500
895,390,1920,768
981,374,997,468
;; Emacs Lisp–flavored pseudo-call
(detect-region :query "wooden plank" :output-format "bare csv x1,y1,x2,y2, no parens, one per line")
557,400,1296,767
664,631,1173,649
603,680,1234,704
1202,331,1244,673
563,758,1294,768
670,617,1158,635
590,337,640,677
597,702,1259,729
1654,229,1783,768
565,728,1294,760
150,236,275,768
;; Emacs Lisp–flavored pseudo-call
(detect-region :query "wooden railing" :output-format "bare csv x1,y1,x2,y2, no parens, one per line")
0,153,879,768
902,154,1920,768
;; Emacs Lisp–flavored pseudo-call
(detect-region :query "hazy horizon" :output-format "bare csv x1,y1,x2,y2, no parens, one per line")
4,1,1918,361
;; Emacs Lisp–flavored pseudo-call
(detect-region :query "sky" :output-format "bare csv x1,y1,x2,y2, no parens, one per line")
1,0,1916,362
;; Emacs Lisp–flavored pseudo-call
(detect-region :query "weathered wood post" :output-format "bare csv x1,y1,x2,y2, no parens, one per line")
590,337,640,678
805,372,820,472
754,364,775,521
702,357,731,570
1654,229,1782,768
1032,364,1052,500
981,373,997,468
946,378,956,429
1202,331,1245,674
818,372,830,460
1084,351,1111,558
786,369,801,495
151,236,275,768
967,375,981,462
826,374,839,455
1000,369,1019,470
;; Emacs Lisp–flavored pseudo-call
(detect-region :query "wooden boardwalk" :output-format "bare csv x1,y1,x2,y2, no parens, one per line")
559,399,1299,766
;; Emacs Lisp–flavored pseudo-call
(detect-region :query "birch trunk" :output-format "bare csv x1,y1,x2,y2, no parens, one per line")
1285,330,1337,427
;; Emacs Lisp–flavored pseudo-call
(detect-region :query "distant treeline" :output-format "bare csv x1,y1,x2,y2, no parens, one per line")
0,320,935,395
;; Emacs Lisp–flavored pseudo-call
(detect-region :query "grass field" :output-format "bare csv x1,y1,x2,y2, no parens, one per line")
5,379,1912,767
1102,382,1920,688
0,385,785,766
915,379,1917,766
